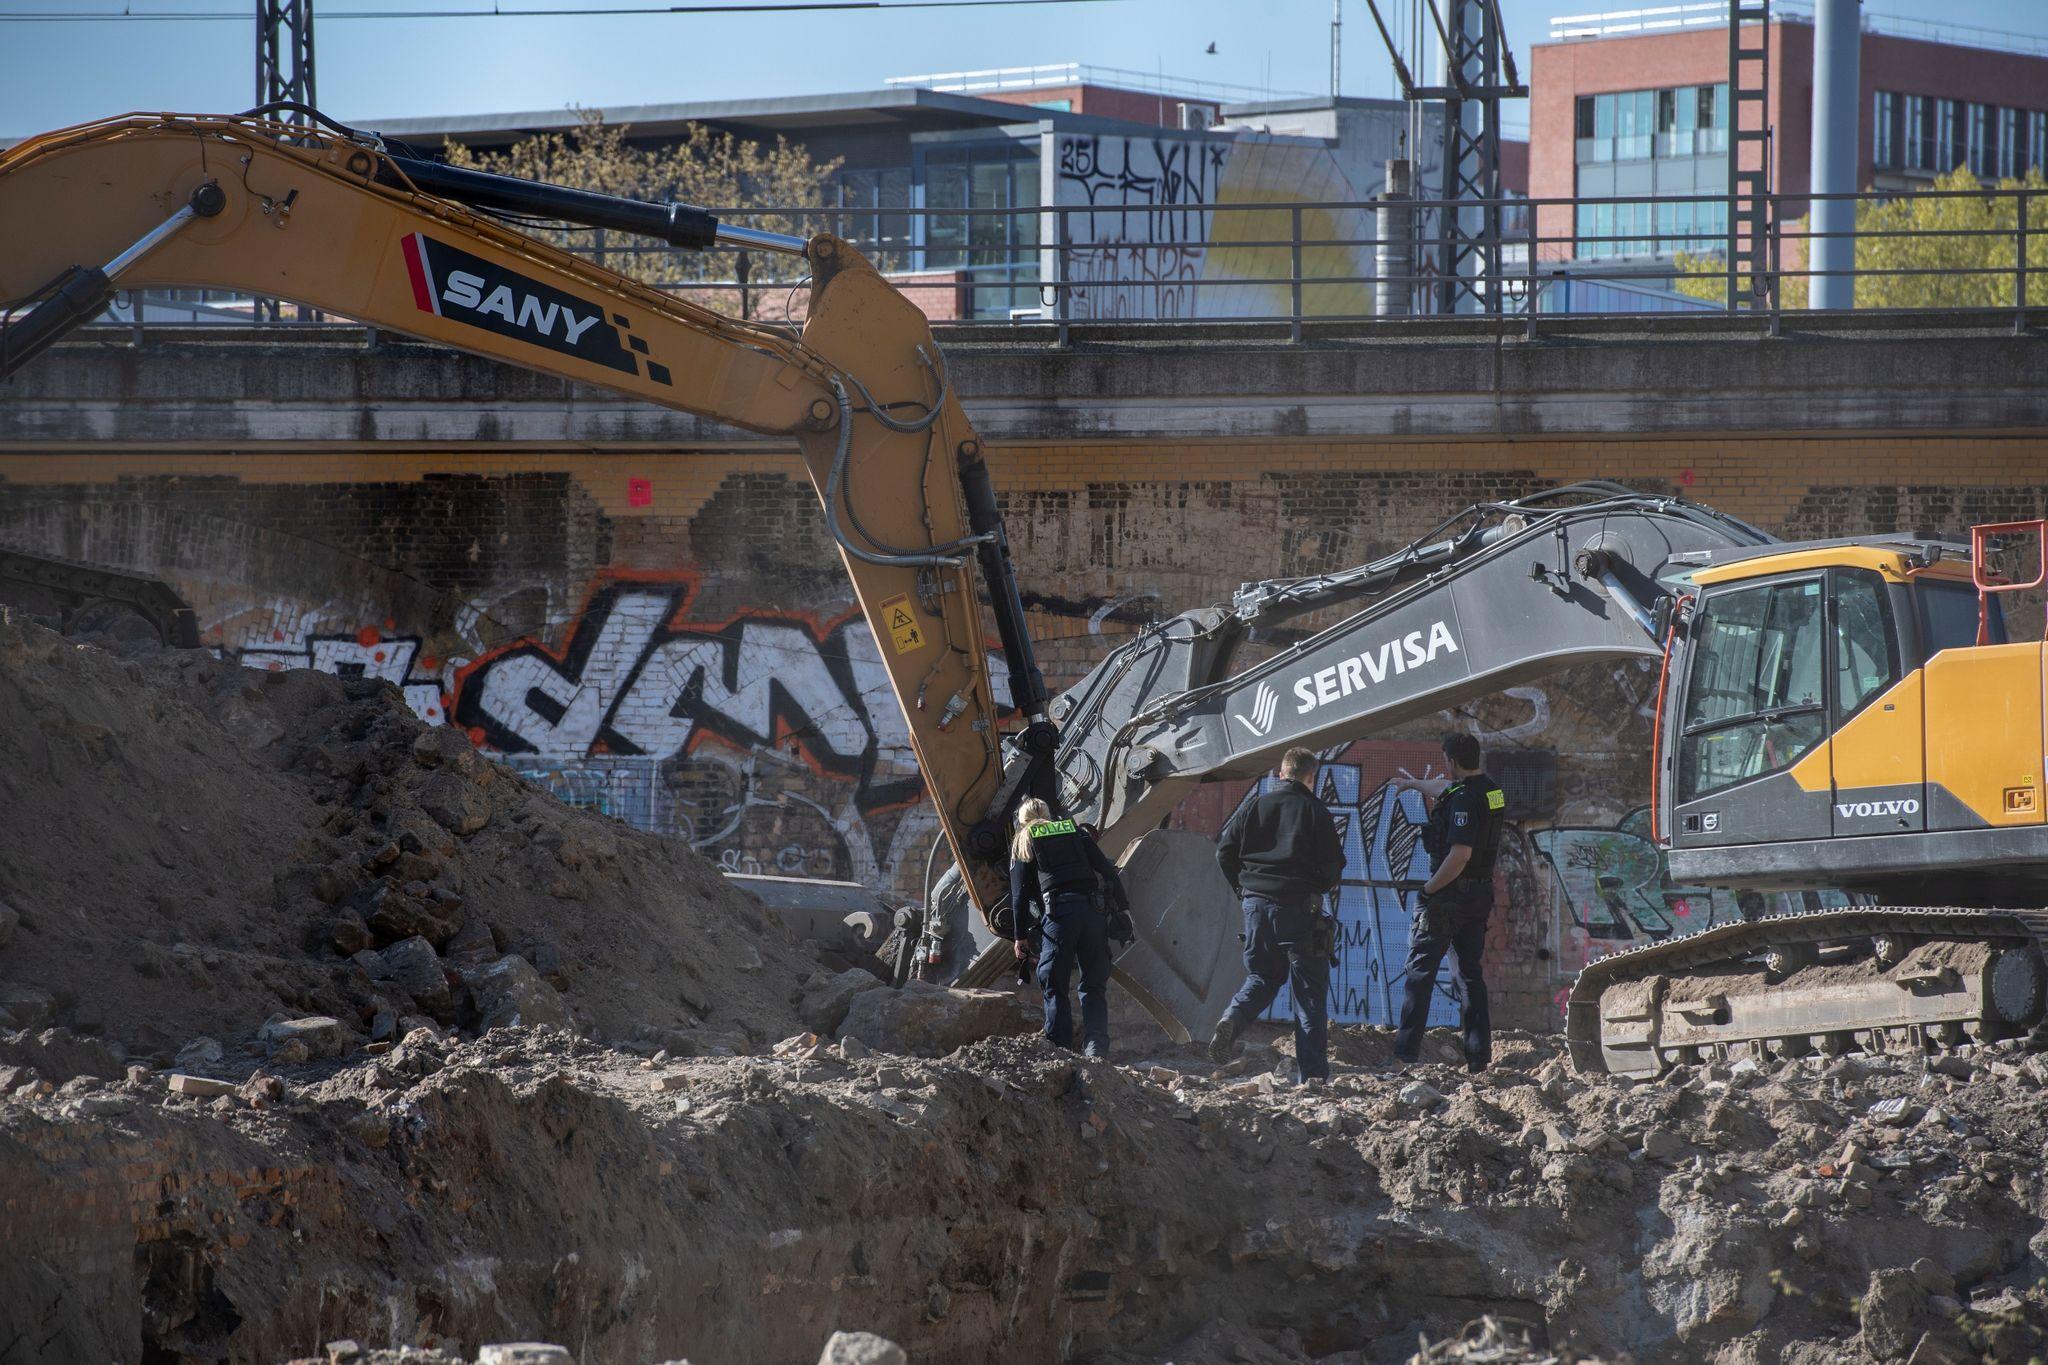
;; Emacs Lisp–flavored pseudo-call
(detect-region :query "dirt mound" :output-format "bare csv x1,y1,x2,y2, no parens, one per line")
0,611,808,1060
8,1023,2048,1363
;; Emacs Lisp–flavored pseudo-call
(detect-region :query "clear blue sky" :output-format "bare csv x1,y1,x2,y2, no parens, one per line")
2,0,2045,139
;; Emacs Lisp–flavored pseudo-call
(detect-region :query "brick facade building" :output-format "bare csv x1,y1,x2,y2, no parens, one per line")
1529,15,2048,265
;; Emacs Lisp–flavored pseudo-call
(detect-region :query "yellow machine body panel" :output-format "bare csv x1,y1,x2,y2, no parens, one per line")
1922,642,2047,830
1689,546,1918,587
1824,670,1927,793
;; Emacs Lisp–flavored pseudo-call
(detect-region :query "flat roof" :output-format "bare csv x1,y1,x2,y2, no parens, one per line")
355,86,1045,144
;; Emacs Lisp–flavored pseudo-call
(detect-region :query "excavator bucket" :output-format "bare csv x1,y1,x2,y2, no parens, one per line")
946,828,1244,1043
1106,829,1246,1043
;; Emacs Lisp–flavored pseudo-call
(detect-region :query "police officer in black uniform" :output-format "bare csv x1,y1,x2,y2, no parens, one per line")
1009,797,1134,1059
1393,731,1507,1072
1209,747,1346,1083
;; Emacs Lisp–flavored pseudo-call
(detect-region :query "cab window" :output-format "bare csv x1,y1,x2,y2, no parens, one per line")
1832,569,1899,725
1679,578,1826,800
1919,580,2004,656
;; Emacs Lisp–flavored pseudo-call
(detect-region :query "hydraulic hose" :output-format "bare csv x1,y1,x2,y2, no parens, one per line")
822,373,992,569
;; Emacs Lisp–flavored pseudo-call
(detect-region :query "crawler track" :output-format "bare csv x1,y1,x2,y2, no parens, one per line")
1566,907,2048,1076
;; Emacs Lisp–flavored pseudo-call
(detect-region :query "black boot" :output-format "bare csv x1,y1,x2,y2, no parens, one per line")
1208,1013,1241,1063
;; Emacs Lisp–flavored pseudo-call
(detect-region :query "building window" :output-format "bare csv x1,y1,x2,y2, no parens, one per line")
1934,100,1956,173
2032,112,2047,174
921,142,1040,317
834,167,912,271
1573,82,1728,165
1873,92,1895,168
1904,95,1928,170
1999,107,2019,180
1968,103,1990,177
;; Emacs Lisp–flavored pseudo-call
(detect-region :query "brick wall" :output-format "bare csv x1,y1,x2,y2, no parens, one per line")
6,433,2047,1031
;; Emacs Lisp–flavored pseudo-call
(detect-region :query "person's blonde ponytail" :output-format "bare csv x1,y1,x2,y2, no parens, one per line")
1012,797,1053,862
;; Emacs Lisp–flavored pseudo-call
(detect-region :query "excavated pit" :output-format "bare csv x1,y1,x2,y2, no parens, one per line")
4,609,2048,1364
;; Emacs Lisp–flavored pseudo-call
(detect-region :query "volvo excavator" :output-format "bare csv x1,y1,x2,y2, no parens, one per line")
6,112,2046,1078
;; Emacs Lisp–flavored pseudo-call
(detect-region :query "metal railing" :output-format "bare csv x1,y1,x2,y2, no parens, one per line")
48,183,2044,346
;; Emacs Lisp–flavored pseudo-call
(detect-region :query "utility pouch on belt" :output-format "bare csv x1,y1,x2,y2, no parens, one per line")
1311,913,1338,969
1421,898,1453,940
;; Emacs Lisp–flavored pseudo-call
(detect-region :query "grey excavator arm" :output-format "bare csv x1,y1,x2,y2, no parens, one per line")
941,483,1775,1040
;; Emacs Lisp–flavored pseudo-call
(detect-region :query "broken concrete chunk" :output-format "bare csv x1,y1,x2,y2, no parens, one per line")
168,1073,237,1097
443,914,497,967
1860,1267,1933,1360
259,1015,356,1061
799,968,891,1037
175,1037,225,1069
473,954,570,1032
365,883,461,948
327,910,375,956
374,935,455,1024
1397,1080,1445,1110
837,1035,871,1061
837,980,1032,1057
817,1330,907,1365
417,770,491,836
1641,1128,1687,1162
649,1073,689,1093
476,1346,571,1365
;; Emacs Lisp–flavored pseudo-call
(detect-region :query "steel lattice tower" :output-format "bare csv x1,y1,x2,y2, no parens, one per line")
256,0,316,119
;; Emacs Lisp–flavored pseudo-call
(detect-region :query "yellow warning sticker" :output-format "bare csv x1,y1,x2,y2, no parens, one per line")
880,594,927,654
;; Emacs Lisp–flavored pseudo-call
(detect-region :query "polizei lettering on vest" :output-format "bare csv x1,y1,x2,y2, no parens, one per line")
1835,798,1921,818
1291,620,1460,715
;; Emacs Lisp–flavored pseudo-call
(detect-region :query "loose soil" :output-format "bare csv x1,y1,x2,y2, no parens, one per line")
4,612,2048,1365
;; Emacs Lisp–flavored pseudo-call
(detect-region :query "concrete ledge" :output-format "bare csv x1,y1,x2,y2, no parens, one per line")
3,314,2043,447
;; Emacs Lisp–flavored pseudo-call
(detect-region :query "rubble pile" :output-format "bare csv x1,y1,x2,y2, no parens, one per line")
5,613,2048,1363
0,610,810,1065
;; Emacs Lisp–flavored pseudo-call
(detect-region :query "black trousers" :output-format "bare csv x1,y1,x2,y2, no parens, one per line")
1220,894,1329,1081
1393,885,1492,1071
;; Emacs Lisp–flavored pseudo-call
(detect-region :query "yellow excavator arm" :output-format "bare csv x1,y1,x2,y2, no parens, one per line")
0,111,1044,931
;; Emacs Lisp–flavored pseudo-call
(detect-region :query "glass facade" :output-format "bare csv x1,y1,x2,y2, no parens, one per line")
1575,83,1728,164
1573,82,1729,260
922,141,1040,316
1879,93,2048,178
833,167,912,272
1575,197,1728,260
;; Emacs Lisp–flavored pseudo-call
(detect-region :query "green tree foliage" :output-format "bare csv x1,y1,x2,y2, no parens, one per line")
1674,166,2045,309
444,108,842,291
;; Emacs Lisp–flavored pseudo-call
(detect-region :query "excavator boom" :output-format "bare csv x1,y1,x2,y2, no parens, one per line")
0,112,1036,930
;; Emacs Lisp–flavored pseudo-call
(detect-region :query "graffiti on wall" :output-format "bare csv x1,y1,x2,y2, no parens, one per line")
1052,130,1400,321
443,576,1007,900
1057,135,1225,320
238,628,450,725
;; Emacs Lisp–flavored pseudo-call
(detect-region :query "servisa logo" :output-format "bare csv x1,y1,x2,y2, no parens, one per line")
1291,620,1461,716
1836,798,1920,818
1235,681,1280,737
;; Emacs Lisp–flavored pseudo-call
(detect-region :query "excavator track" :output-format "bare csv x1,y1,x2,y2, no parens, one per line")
1566,907,2048,1076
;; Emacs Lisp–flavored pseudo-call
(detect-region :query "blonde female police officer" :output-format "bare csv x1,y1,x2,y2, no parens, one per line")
1009,798,1133,1059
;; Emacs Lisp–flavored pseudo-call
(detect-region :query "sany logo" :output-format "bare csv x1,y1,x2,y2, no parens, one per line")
1291,620,1460,716
399,232,672,386
438,270,603,345
1235,681,1280,738
1836,799,1919,818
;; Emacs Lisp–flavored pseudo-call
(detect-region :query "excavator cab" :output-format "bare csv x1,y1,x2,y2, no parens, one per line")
1659,529,2048,906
